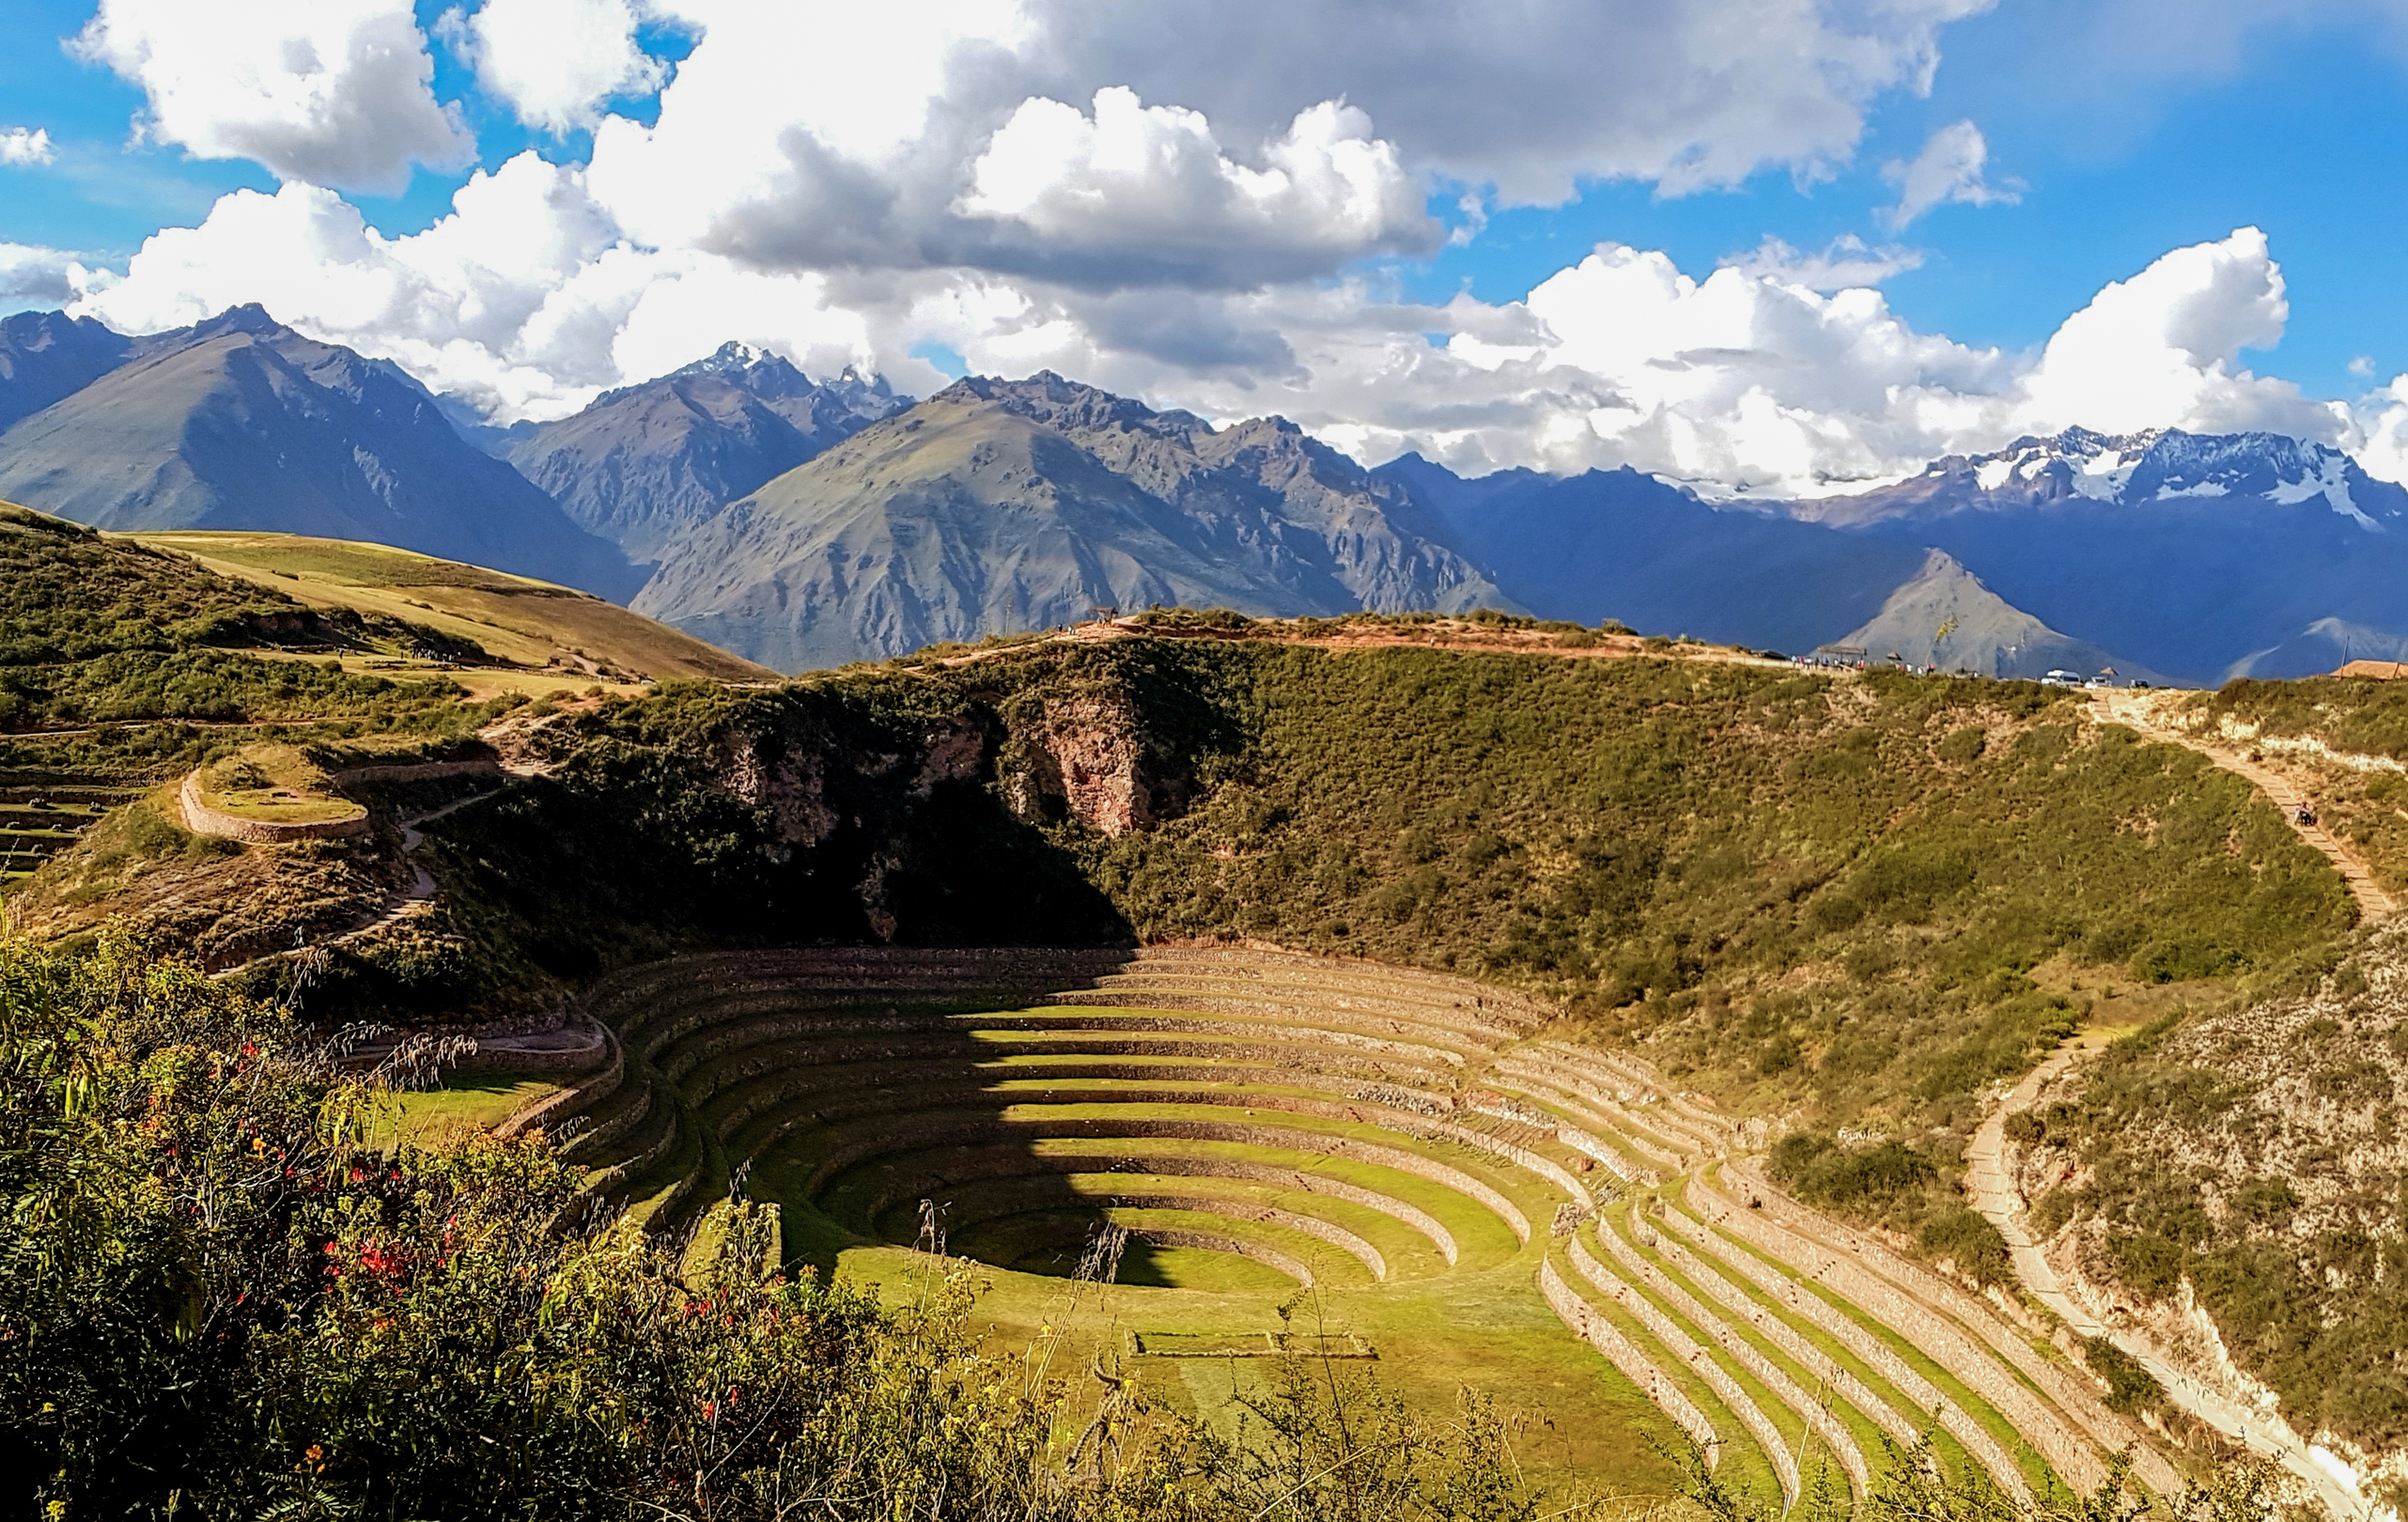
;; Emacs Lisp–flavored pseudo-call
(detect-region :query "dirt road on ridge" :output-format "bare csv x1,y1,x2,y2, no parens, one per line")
2090,691,2398,920
1950,694,2400,1515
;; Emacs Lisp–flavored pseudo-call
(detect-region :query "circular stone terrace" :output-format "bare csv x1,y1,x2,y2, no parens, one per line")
511,946,2186,1511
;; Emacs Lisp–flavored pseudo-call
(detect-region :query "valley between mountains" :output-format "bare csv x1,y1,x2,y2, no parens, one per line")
16,494,2408,1519
8,305,2408,686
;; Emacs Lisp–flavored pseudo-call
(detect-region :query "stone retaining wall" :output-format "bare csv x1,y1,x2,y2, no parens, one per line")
1691,1173,2104,1494
843,1144,1459,1268
1719,1162,2183,1498
1541,1256,1721,1458
178,772,368,843
1568,1232,1800,1502
1499,1054,1695,1162
1643,1214,1922,1451
498,1029,622,1138
1130,1226,1313,1286
1656,1199,2031,1500
940,1183,1390,1281
1595,1211,1872,1500
800,1114,1535,1244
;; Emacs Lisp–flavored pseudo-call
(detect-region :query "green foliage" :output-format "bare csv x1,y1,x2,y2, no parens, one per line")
2080,1338,2166,1418
0,506,493,760
2,931,1582,1521
1917,1206,2012,1287
1768,1134,1936,1207
2045,1013,2408,1447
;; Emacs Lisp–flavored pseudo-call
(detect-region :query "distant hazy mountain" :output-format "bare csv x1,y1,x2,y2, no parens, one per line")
505,343,908,566
0,306,639,600
1782,427,2408,682
636,372,1511,672
1377,456,1928,655
1834,549,2164,681
0,310,134,433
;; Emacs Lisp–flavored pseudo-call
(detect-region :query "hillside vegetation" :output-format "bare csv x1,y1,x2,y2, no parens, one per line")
0,503,474,743
2013,676,2408,1454
135,529,774,685
375,641,2344,1197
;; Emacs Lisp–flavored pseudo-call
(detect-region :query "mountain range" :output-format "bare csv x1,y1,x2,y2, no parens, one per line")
4,303,2407,683
0,306,638,599
503,341,907,567
632,373,1507,672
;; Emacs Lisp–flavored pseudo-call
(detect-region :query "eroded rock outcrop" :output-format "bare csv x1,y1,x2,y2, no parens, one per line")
1002,685,1178,837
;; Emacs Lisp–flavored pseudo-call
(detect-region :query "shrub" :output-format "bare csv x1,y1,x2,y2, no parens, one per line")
1769,1134,1936,1209
2082,1337,2167,1417
2107,1232,2190,1299
1918,1206,2012,1287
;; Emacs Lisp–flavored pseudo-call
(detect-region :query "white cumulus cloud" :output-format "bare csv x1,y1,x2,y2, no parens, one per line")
1015,0,1996,206
73,158,887,420
1881,120,2018,229
0,128,55,166
959,90,1434,286
2016,225,2330,438
439,0,667,134
69,0,474,194
45,1,2370,499
0,244,94,308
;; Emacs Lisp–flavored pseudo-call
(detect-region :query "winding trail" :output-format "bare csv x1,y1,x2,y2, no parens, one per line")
1949,695,2407,1515
2091,691,2398,920
1967,1038,2376,1519
331,783,507,946
208,770,514,981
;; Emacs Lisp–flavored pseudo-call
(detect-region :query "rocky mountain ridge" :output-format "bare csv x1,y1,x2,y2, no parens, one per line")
7,301,2408,682
631,371,1511,672
0,305,639,599
505,341,909,567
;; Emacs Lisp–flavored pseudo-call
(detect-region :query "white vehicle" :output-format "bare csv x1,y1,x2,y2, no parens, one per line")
2041,669,2083,687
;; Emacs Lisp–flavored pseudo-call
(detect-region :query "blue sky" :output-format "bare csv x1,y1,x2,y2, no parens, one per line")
1396,7,2408,400
4,0,2403,491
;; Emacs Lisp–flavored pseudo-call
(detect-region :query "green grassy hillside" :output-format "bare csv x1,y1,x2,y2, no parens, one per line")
134,529,775,687
382,641,2343,1158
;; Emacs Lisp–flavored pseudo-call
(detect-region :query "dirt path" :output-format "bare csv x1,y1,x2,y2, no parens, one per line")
2092,691,2399,920
209,780,512,981
327,784,506,947
1967,1037,2376,1519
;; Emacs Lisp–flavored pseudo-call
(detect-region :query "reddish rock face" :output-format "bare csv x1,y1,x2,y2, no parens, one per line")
715,733,837,846
1003,689,1155,837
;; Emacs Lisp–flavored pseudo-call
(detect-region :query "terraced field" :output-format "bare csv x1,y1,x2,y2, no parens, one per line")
523,947,2188,1507
0,770,140,884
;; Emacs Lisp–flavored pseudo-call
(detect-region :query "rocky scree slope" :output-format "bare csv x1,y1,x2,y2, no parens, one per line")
0,306,640,600
505,342,907,567
633,372,1511,672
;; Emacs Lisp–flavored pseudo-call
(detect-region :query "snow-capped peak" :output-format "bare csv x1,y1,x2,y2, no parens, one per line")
676,339,787,379
1937,427,2160,503
1933,427,2394,529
